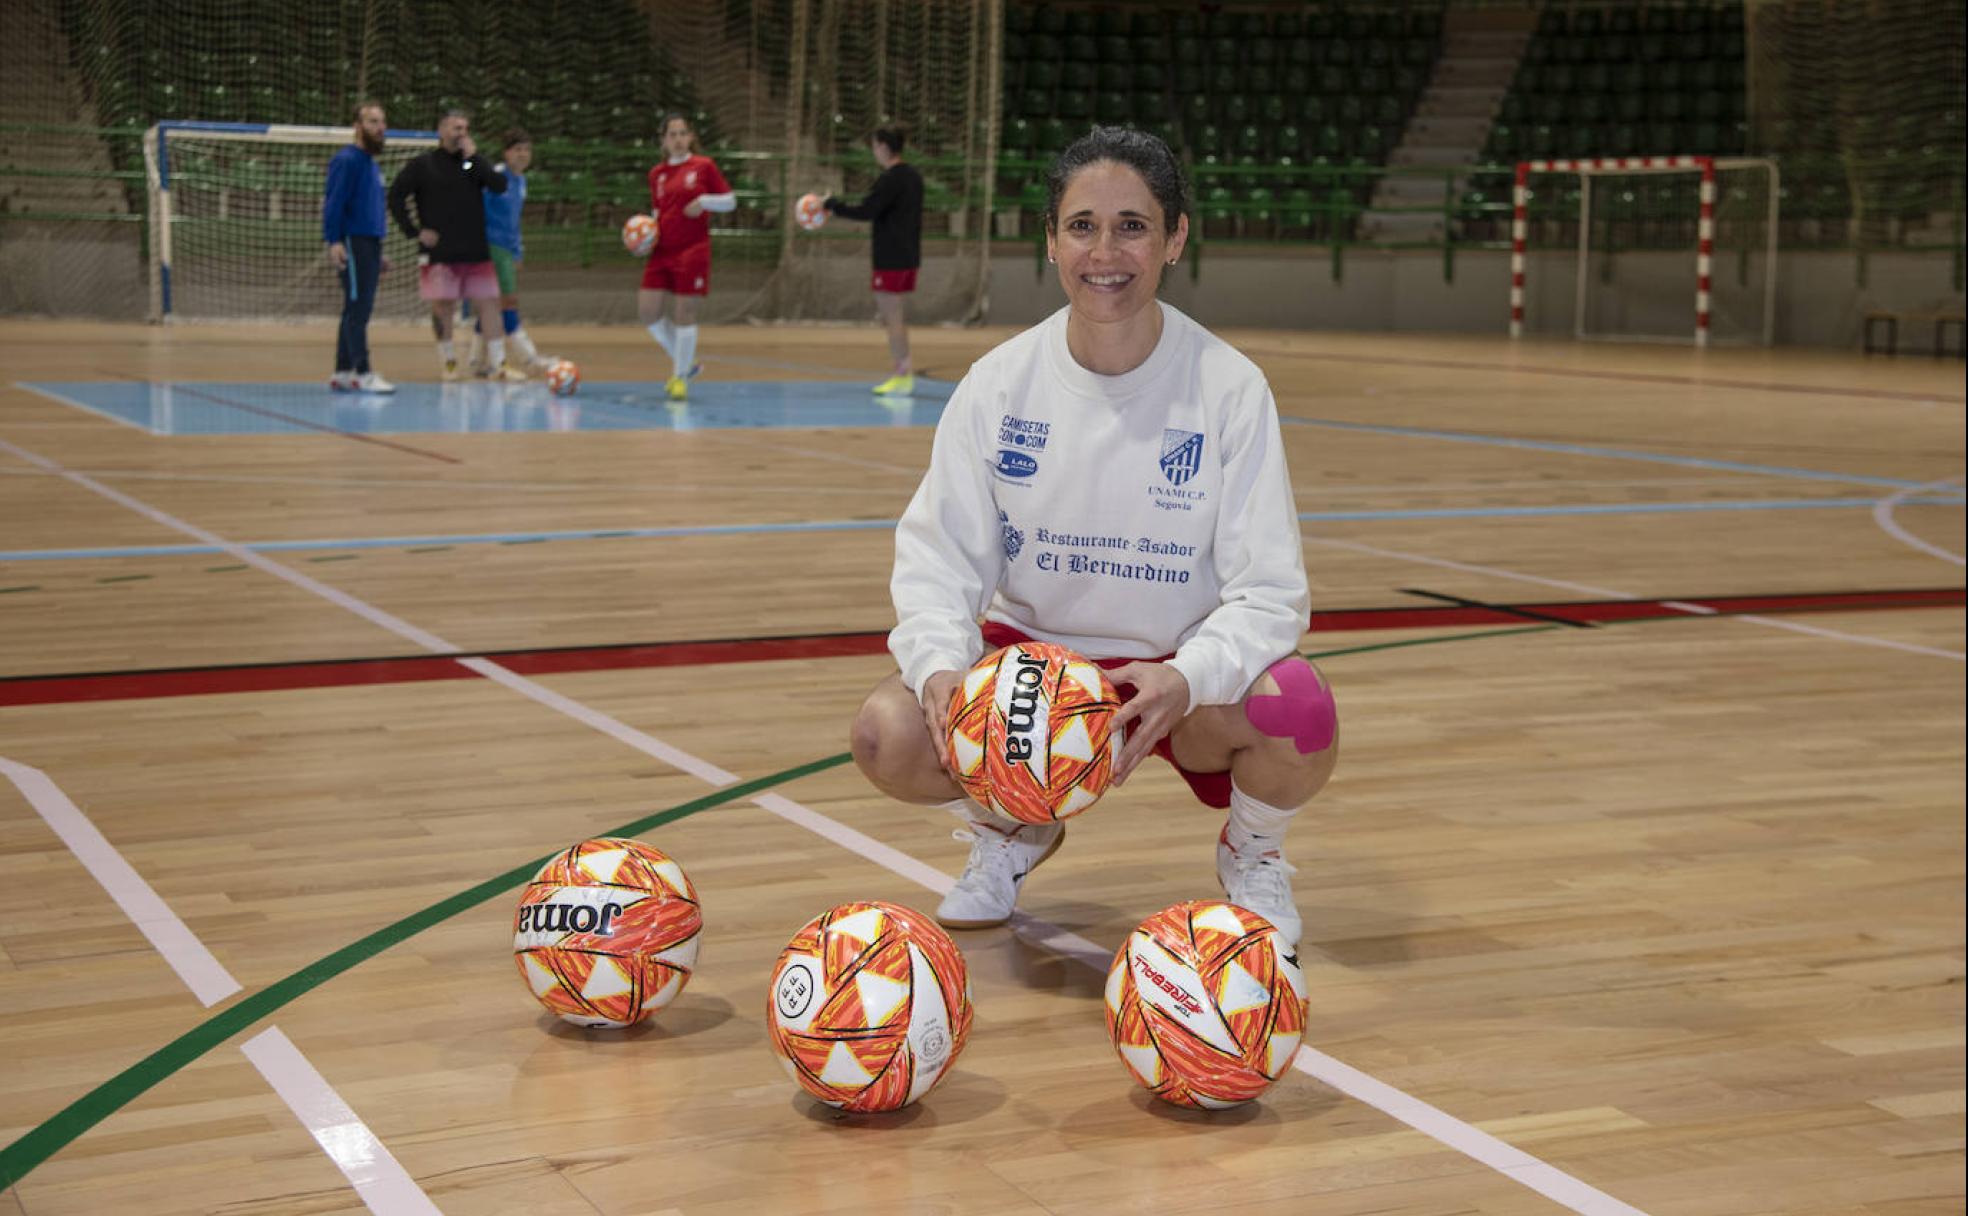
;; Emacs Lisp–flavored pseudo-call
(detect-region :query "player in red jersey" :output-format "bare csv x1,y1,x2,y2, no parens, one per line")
637,113,734,401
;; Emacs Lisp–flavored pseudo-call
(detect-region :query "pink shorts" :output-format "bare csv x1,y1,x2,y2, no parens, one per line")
419,261,501,301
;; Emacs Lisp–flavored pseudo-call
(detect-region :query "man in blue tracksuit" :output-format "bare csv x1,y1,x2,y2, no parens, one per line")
322,101,394,393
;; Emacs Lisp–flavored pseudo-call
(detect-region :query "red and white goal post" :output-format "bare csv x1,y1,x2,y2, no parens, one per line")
1510,155,1780,347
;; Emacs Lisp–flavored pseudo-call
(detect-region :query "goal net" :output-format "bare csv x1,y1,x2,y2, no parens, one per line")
145,120,437,323
1511,156,1779,346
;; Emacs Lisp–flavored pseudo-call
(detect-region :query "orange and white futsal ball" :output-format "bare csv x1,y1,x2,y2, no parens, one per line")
544,357,580,396
766,901,972,1111
1105,900,1307,1108
946,641,1123,824
794,191,828,231
622,213,659,256
513,837,701,1029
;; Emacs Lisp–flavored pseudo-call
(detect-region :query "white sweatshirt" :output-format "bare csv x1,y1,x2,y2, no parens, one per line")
889,302,1309,714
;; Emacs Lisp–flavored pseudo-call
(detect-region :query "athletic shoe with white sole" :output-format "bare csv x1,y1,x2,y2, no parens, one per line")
353,372,396,394
1215,827,1302,946
329,371,357,391
935,819,1065,929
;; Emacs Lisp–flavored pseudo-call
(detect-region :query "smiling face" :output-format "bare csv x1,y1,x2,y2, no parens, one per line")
1045,159,1188,327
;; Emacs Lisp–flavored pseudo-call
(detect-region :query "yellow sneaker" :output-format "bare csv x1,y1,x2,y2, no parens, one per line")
491,361,529,383
872,373,915,396
441,359,462,382
665,375,688,401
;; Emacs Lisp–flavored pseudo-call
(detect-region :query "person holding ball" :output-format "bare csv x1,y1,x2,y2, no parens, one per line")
823,127,924,397
847,127,1337,946
638,113,734,401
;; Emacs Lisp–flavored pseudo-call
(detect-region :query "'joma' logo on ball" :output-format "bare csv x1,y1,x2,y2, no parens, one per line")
517,902,625,935
1135,956,1204,1015
1003,651,1048,762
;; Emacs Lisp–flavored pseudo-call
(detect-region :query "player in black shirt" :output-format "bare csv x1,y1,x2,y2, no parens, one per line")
825,127,924,397
388,110,512,380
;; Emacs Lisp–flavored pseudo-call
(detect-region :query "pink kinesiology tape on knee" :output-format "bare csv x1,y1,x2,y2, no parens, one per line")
1244,659,1337,754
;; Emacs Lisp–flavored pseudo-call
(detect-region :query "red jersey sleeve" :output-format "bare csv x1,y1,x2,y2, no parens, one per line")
703,158,731,195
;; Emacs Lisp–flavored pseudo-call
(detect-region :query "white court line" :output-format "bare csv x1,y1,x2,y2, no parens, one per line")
0,436,460,655
11,381,162,435
0,756,441,1215
1302,532,1966,662
0,757,240,1007
240,1029,442,1216
1872,476,1968,568
8,436,1655,1215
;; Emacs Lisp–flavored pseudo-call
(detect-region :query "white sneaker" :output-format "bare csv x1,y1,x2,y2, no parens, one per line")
328,371,356,391
1216,827,1302,946
354,372,396,394
936,819,1065,929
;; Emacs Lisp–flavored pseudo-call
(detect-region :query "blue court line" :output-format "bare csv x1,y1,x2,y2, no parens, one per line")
1279,414,1968,494
6,497,1964,562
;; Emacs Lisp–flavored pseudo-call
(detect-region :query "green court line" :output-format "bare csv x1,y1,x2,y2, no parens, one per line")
0,751,851,1189
203,564,247,573
305,554,359,564
0,585,39,595
404,546,451,554
93,574,151,584
0,620,1597,1187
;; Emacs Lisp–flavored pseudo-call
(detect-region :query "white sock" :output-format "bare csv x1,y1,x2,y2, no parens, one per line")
645,319,675,357
487,338,506,367
674,324,698,379
937,796,1032,835
510,328,539,364
436,339,455,365
1226,782,1298,856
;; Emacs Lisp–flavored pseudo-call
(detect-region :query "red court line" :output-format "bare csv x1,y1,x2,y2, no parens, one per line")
3,588,1959,707
1236,346,1966,403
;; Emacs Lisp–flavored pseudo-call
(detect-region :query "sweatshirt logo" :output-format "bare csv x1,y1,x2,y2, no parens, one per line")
996,450,1038,478
1159,429,1204,487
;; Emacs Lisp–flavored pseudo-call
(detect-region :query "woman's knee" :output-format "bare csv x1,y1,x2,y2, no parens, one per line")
1242,657,1339,765
849,678,926,781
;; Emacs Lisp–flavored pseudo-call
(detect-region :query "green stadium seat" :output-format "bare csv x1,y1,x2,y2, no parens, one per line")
1193,123,1224,158
1372,94,1404,127
1028,34,1063,61
1544,64,1576,94
1099,12,1131,38
1355,65,1390,94
1282,65,1313,94
1646,121,1683,151
1170,12,1200,38
1574,93,1610,124
1019,88,1051,117
1133,12,1164,38
1006,6,1033,34
1573,9,1604,37
1133,63,1166,91
1296,94,1329,126
1097,92,1130,123
1220,94,1251,125
1259,94,1288,124
1694,91,1727,121
1208,64,1239,95
1247,65,1277,93
1336,95,1365,126
1275,123,1305,156
1208,36,1238,64
1175,63,1204,95
1237,12,1270,39
1314,124,1347,156
1650,93,1687,122
1038,118,1071,152
1613,92,1646,124
1499,95,1528,124
1607,8,1638,36
1066,12,1096,37
1026,59,1060,90
1180,91,1210,130
1286,38,1315,67
1098,63,1129,91
1132,36,1168,65
1062,62,1096,91
1100,36,1129,63
1057,90,1090,119
1654,62,1685,91
1639,34,1670,62
1317,65,1347,95
1391,65,1423,96
1250,39,1278,67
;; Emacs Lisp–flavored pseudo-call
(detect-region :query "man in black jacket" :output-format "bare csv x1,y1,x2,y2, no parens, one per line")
388,110,515,381
825,127,924,397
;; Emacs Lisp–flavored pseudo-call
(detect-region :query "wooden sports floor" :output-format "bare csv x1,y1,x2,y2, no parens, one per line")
0,318,1962,1216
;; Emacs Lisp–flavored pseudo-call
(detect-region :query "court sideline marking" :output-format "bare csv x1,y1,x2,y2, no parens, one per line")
0,757,440,1215
1302,531,1965,662
1873,476,1968,568
0,434,1654,1215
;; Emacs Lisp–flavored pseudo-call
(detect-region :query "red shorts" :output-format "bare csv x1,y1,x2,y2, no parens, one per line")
978,621,1232,809
641,242,710,295
872,268,917,294
419,261,500,301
